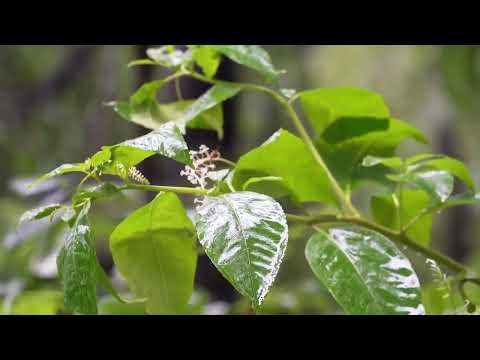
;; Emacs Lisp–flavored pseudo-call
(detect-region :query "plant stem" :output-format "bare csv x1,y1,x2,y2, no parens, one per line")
187,71,359,217
286,213,469,274
124,184,209,196
217,158,237,167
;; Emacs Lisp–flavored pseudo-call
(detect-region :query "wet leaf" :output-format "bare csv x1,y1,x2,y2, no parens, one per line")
306,225,425,315
118,122,192,165
57,203,98,315
33,163,87,185
408,155,475,191
406,171,454,204
195,192,288,308
110,193,197,314
362,156,403,170
19,204,63,225
216,45,282,83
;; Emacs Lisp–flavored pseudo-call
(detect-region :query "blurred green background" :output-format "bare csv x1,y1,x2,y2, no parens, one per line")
1,45,480,315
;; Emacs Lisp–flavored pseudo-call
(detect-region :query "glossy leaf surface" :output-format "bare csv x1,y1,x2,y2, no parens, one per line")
57,203,98,315
19,204,63,225
216,45,282,83
195,192,288,308
110,193,197,314
306,225,425,315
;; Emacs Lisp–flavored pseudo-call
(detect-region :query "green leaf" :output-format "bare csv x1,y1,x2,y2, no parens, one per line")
305,225,425,315
110,193,197,314
216,45,282,83
316,118,428,191
362,156,403,170
11,290,64,315
191,45,222,78
72,183,120,205
33,163,87,185
117,122,192,166
405,171,454,204
98,297,146,315
234,129,338,205
195,192,288,308
146,46,191,68
19,204,63,225
435,192,480,211
57,202,98,315
177,84,242,128
299,87,391,138
371,189,433,246
409,155,475,191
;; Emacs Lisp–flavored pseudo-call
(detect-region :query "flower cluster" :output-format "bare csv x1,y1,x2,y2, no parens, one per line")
180,145,221,189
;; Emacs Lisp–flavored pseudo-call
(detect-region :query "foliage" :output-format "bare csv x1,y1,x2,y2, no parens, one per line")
12,45,480,315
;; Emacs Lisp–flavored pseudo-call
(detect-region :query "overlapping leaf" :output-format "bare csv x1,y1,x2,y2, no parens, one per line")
195,192,288,308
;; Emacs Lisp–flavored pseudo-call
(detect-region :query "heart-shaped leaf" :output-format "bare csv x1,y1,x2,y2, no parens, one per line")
306,225,425,315
195,192,288,308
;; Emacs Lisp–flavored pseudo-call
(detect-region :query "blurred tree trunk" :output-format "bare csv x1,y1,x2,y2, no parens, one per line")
437,126,473,262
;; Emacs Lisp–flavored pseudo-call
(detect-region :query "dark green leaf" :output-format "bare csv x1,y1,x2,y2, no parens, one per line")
216,45,282,83
371,189,433,246
305,225,425,315
110,193,197,314
73,183,120,205
195,192,288,308
57,203,98,315
234,130,337,205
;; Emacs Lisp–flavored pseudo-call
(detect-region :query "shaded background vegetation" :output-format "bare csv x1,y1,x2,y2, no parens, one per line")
1,45,479,314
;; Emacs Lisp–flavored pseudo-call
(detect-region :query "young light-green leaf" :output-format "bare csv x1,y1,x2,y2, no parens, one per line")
233,129,338,206
299,87,391,139
195,192,288,308
110,192,197,315
33,163,87,186
191,45,222,78
305,225,425,315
